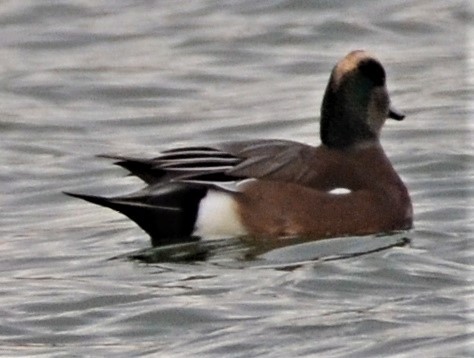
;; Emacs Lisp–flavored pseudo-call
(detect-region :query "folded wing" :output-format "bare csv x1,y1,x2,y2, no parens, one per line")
103,139,316,187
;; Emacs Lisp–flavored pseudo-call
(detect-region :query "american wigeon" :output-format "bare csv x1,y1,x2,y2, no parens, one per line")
66,50,413,247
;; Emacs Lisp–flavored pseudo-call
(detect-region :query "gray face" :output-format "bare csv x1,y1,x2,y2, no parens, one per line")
367,85,391,135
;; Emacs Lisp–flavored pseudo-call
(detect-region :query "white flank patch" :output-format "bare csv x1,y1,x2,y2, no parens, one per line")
193,190,247,238
329,188,352,195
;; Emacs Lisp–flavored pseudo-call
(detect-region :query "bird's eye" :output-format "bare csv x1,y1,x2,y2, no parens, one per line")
358,59,386,86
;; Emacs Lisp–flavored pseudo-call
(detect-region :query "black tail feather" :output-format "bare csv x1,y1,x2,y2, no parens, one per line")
64,188,206,246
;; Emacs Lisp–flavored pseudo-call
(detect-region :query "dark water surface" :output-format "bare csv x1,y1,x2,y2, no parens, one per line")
1,1,472,356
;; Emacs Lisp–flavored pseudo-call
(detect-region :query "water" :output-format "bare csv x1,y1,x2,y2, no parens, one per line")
1,0,472,356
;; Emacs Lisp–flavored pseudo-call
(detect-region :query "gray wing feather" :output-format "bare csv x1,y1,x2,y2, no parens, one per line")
103,139,316,186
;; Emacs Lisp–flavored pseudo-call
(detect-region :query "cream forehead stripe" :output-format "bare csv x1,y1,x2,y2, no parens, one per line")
332,50,377,85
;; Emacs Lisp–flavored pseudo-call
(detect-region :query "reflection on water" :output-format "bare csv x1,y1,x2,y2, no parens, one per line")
117,233,411,266
0,0,472,357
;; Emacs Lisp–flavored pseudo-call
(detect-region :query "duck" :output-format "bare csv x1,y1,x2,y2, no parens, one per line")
66,50,413,247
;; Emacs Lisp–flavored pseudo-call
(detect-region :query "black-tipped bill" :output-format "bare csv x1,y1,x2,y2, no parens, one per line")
388,106,405,121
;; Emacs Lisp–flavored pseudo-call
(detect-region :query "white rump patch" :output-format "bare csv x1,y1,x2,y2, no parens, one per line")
193,190,247,238
329,188,352,195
